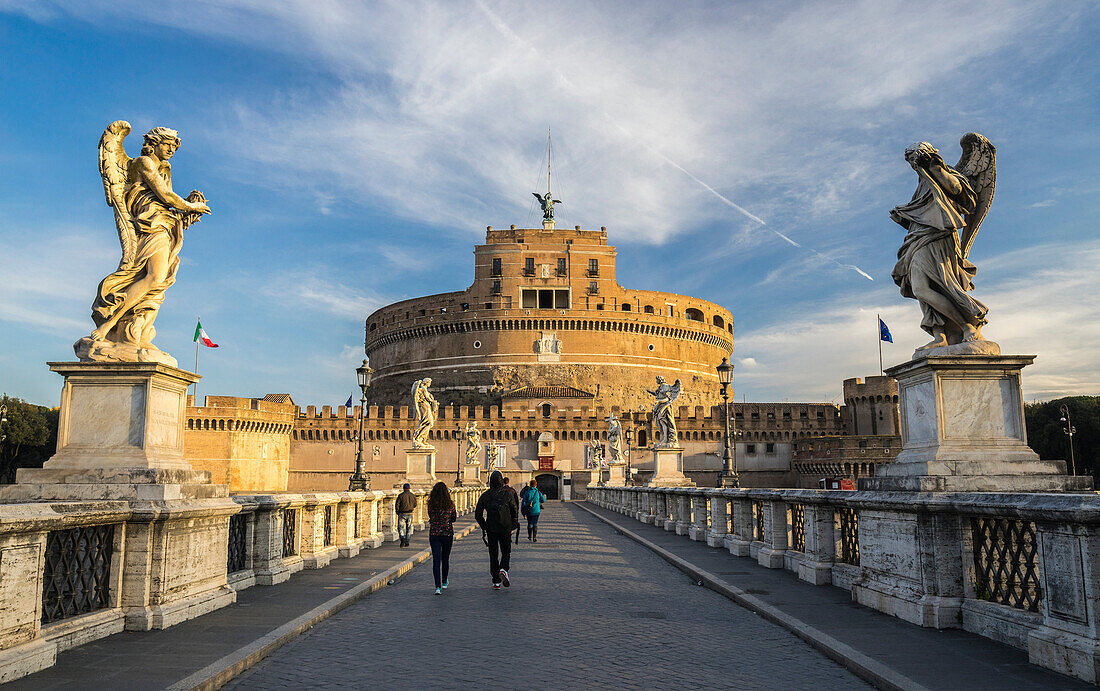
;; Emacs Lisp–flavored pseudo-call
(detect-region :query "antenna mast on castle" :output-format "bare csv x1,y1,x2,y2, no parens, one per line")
547,127,552,197
533,128,562,227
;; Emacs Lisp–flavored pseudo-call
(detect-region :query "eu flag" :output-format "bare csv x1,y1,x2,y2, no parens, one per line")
344,394,353,408
879,318,893,343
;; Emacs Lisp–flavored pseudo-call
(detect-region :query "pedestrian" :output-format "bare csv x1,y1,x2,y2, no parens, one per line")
476,470,519,589
427,481,456,595
521,479,545,542
395,482,417,547
503,476,521,544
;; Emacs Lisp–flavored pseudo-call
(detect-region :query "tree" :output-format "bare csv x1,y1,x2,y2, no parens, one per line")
0,395,58,484
1025,396,1100,480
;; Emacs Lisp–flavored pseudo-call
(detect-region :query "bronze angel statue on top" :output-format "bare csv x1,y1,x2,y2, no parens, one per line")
891,133,996,356
75,121,211,367
532,191,562,221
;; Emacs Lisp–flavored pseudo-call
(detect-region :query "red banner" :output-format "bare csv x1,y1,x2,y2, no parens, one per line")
538,456,554,471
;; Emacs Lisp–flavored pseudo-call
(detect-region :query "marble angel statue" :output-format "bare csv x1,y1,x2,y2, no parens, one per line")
606,413,623,463
647,376,682,448
891,133,996,355
464,421,482,465
76,121,210,366
588,439,605,468
411,378,438,449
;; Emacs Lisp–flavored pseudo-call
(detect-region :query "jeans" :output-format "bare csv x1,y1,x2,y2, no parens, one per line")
526,513,540,529
429,534,453,588
487,531,512,582
397,513,413,541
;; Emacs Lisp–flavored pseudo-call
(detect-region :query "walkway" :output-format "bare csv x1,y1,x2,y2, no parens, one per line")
228,503,866,690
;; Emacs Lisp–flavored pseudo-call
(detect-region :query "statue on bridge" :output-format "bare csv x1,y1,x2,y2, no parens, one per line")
464,421,482,464
606,413,623,463
891,133,997,355
77,121,211,367
411,378,438,449
647,376,682,448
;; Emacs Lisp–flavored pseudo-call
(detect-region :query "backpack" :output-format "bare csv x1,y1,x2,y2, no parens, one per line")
521,490,534,515
486,490,516,533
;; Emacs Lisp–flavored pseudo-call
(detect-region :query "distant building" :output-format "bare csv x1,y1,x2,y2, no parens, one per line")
184,394,296,492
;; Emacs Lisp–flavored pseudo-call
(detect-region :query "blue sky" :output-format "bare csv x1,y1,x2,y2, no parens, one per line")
1,0,1098,407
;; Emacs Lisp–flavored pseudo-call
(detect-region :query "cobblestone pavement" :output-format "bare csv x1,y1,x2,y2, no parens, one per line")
229,503,868,690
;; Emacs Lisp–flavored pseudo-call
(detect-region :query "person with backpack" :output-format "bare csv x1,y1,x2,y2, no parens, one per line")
475,470,519,589
521,480,545,542
426,481,457,595
395,483,417,547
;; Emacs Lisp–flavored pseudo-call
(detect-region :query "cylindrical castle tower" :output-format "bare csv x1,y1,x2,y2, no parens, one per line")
364,224,734,409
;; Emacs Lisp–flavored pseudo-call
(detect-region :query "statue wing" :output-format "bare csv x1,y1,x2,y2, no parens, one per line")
954,132,996,259
98,121,137,268
410,379,421,401
669,379,682,402
532,192,545,204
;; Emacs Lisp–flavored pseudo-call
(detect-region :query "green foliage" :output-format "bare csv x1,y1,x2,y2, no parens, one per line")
0,395,59,484
1025,396,1100,479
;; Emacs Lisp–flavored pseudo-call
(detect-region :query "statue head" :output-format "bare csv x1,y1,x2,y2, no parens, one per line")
655,375,666,385
904,141,937,167
422,377,432,388
141,127,181,159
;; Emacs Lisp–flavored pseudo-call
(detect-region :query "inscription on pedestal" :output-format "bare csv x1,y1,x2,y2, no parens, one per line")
1043,532,1087,624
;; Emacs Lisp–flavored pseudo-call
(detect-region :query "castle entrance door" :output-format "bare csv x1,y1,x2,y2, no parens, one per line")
535,473,559,500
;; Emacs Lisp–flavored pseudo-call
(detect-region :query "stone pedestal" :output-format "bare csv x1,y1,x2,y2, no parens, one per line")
400,448,436,489
646,447,695,488
0,362,238,632
605,463,626,487
860,355,1091,492
457,463,482,486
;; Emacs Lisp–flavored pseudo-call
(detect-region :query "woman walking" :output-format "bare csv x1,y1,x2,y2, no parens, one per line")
521,480,545,542
427,481,457,595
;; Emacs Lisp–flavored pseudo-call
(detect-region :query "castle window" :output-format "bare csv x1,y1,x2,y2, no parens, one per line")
621,303,631,311
554,290,569,308
751,412,759,420
539,290,553,309
746,444,756,454
588,281,598,295
524,257,535,277
557,258,567,276
492,257,502,277
648,344,655,351
800,410,809,419
712,315,725,328
643,305,654,314
541,403,552,418
491,280,502,296
765,443,775,453
369,323,377,332
685,308,704,322
638,429,647,446
817,410,825,418
767,412,775,420
419,309,426,316
587,259,599,277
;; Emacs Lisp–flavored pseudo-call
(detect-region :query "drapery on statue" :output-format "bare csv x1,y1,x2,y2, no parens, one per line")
606,413,623,462
647,376,682,448
891,133,997,355
532,192,562,221
410,378,438,449
588,439,604,468
486,444,499,469
76,121,211,367
464,421,482,464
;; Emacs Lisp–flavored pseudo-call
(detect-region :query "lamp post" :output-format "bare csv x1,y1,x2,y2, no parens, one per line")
1060,403,1077,476
348,358,373,491
716,357,739,488
624,426,634,486
455,426,464,485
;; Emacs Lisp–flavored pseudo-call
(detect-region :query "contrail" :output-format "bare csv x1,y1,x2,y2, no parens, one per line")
473,0,874,282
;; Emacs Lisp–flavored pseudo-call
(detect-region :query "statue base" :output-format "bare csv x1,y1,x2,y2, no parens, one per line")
542,219,555,230
399,448,437,489
74,337,178,368
647,447,695,488
859,354,1092,492
605,463,626,487
456,463,482,486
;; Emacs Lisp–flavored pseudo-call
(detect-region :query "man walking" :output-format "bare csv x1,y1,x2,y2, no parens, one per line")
395,483,417,547
476,470,519,589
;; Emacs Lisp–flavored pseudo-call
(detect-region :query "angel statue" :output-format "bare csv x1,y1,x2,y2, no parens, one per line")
588,439,605,468
464,421,482,465
891,133,997,355
606,413,623,463
75,121,211,367
647,376,682,448
410,378,438,449
532,191,562,221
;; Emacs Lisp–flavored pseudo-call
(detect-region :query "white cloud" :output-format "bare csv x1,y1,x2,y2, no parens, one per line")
261,271,390,321
734,240,1100,402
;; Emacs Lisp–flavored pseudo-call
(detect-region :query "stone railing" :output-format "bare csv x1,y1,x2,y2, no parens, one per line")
0,486,480,683
588,485,1100,685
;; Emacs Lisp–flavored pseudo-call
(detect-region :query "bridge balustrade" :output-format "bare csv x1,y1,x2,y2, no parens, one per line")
586,485,1100,684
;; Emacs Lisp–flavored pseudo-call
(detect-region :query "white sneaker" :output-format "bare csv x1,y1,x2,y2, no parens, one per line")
499,569,510,588
435,587,442,595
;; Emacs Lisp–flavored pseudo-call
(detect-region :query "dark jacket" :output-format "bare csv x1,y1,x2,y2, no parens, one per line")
476,471,519,534
395,489,417,514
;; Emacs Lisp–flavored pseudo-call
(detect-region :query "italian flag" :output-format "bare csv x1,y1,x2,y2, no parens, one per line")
193,319,219,348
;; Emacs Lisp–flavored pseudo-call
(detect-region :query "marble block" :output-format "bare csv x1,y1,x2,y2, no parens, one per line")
861,355,1091,492
38,361,199,471
401,448,436,488
646,448,696,488
457,463,482,486
605,464,626,487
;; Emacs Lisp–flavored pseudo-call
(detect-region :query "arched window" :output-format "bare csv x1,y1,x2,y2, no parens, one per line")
712,315,724,328
541,403,552,418
643,305,654,314
638,429,648,446
621,303,631,311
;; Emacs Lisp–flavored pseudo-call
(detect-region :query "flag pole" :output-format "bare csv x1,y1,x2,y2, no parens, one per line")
877,314,883,376
194,337,200,403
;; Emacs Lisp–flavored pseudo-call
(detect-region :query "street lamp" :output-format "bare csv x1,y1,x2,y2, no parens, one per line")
716,357,739,488
455,426,464,485
348,358,373,491
624,426,634,486
1060,404,1077,476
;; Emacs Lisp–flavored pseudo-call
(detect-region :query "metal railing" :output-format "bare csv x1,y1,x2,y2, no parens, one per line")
836,507,859,566
41,524,115,624
283,508,297,557
971,517,1041,612
227,512,248,574
790,503,805,552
